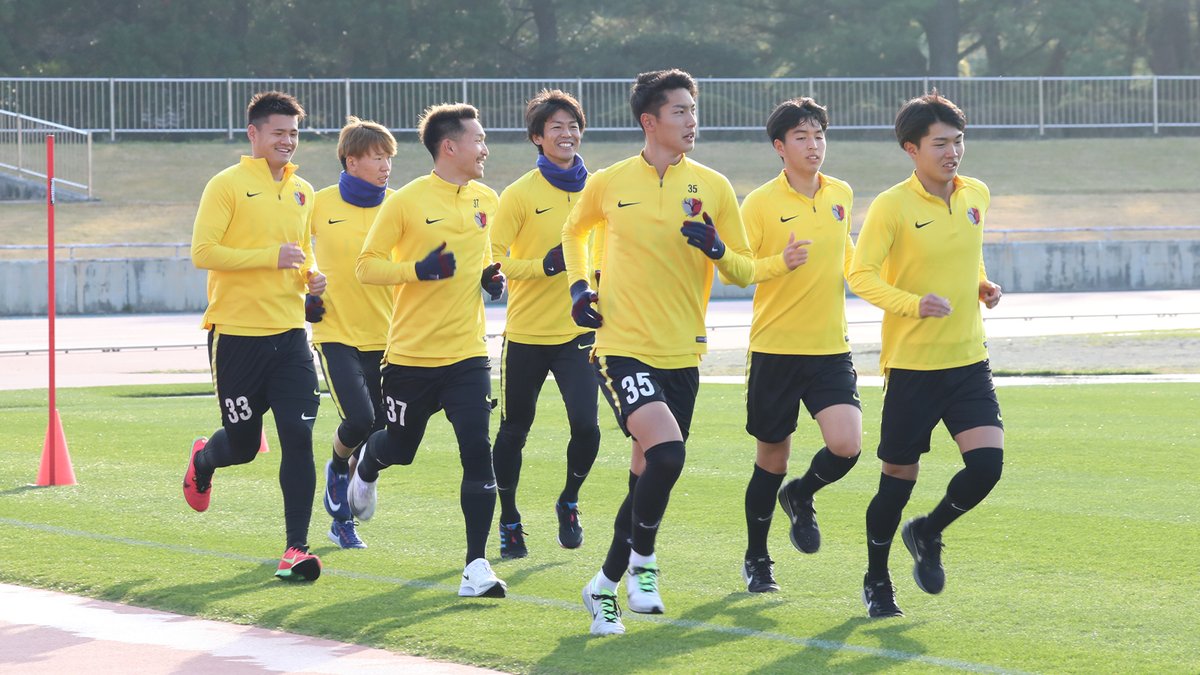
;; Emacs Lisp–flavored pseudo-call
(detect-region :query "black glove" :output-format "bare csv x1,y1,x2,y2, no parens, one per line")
481,262,506,300
543,244,565,276
304,293,325,323
680,211,726,260
569,280,602,329
415,242,456,280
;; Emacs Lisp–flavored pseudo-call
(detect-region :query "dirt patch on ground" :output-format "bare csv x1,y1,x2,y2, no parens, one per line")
699,330,1200,377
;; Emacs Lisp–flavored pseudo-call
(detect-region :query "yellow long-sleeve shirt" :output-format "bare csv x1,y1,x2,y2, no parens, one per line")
191,156,316,336
744,171,855,355
357,172,498,367
848,172,992,371
561,153,756,368
492,167,589,344
311,184,394,350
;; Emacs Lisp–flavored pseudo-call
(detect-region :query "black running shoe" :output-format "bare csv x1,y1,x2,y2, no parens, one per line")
498,522,528,559
555,501,583,549
742,556,781,593
901,516,945,594
862,573,904,618
777,479,820,554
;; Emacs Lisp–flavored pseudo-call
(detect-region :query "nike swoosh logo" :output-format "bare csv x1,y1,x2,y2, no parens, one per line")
755,515,772,522
780,215,799,223
328,218,347,224
425,218,444,224
300,413,316,421
617,200,640,208
915,220,933,229
572,471,589,478
869,538,891,546
483,481,497,490
577,343,591,350
535,207,553,214
246,192,261,198
325,491,341,512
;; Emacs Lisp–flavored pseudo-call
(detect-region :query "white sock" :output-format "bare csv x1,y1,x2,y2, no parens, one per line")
592,570,619,593
628,551,656,570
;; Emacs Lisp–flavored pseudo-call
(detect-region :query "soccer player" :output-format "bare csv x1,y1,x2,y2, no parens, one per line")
562,69,799,636
311,116,397,550
490,90,600,559
350,103,509,598
739,97,861,593
848,91,1004,618
184,91,325,582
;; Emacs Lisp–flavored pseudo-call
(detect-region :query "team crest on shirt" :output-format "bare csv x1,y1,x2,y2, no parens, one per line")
967,207,981,225
294,191,306,206
831,204,845,221
474,211,488,229
682,198,702,216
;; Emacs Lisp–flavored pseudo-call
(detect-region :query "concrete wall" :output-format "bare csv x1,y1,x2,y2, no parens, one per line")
2,240,1197,316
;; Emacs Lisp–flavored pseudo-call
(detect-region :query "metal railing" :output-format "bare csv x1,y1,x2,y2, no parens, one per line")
0,110,93,197
2,76,1199,140
4,226,1197,261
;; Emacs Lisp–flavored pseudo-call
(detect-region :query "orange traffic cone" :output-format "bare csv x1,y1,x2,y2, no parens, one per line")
258,428,270,453
37,408,76,486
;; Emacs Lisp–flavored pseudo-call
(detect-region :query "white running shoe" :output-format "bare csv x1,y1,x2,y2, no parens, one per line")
347,470,377,521
459,558,507,598
626,563,665,614
582,580,625,636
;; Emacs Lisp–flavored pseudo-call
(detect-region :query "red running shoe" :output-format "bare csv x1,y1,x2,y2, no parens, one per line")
183,437,212,512
275,546,322,581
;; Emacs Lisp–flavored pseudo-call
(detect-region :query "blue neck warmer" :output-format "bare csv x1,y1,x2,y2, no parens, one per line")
338,170,387,208
536,154,588,193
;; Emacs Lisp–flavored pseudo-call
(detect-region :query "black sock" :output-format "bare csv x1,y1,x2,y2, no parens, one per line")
356,431,388,482
924,447,1004,536
330,445,350,474
745,463,785,558
630,441,686,555
865,473,915,579
560,425,600,504
462,478,497,563
793,447,859,497
493,424,525,524
602,472,639,581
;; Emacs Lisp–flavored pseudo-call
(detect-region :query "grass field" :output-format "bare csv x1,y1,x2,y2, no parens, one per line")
3,136,1199,252
1,381,1198,673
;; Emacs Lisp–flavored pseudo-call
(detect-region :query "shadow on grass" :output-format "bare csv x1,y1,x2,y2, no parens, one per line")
0,485,52,497
536,591,790,671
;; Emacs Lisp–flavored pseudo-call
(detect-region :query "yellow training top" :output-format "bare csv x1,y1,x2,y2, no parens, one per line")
191,155,316,336
492,167,590,345
848,172,992,371
357,172,498,367
744,170,855,355
561,153,756,368
311,184,394,351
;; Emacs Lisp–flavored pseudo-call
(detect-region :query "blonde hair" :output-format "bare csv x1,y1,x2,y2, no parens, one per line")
337,116,397,168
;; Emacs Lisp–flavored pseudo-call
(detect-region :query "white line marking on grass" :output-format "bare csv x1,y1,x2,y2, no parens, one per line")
0,517,1030,674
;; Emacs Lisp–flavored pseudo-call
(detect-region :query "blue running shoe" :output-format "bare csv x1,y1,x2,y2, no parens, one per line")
499,522,528,559
328,519,367,549
324,459,351,521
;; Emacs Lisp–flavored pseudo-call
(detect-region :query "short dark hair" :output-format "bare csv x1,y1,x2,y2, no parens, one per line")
525,89,586,153
766,97,829,143
629,69,698,129
894,89,966,148
418,103,480,159
247,91,305,127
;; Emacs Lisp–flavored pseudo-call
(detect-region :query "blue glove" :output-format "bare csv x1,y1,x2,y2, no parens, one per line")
680,211,725,260
304,293,325,323
415,242,456,280
481,262,506,300
569,280,602,329
543,244,565,276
